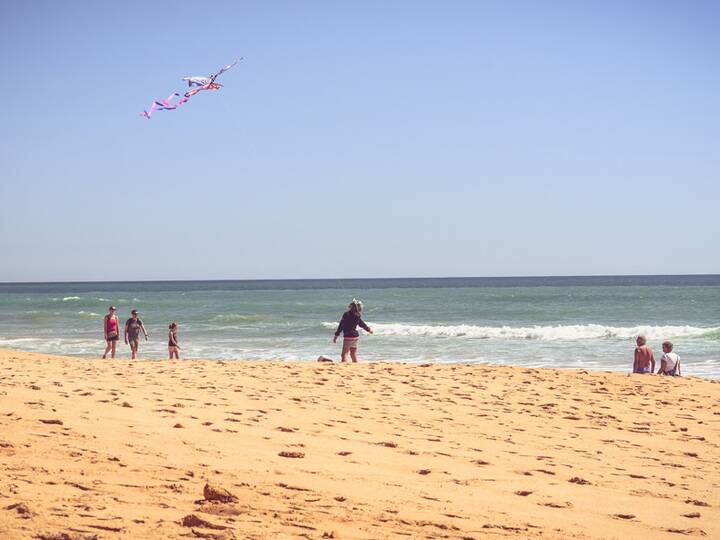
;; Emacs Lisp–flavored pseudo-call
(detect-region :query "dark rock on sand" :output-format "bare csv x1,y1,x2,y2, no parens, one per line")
203,483,238,503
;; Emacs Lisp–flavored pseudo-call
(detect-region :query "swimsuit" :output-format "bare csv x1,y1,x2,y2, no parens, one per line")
126,318,144,349
105,316,119,341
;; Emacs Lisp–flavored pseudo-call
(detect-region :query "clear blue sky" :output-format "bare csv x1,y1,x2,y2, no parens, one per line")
1,1,718,281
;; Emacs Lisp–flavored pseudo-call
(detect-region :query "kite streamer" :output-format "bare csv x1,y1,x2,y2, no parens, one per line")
184,82,222,98
139,92,189,119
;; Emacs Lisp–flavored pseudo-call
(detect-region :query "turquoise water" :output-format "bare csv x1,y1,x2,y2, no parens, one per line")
0,276,718,377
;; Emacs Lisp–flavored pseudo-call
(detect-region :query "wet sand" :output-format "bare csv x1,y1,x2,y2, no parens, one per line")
0,347,718,539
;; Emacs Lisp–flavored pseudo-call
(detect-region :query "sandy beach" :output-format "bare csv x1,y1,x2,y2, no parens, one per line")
0,347,717,539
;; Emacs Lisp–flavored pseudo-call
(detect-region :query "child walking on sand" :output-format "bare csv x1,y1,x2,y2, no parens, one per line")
168,322,180,359
333,299,373,363
633,335,655,374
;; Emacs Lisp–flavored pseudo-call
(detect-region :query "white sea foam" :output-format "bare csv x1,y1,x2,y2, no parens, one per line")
0,337,43,345
323,322,719,341
211,313,265,322
62,296,81,301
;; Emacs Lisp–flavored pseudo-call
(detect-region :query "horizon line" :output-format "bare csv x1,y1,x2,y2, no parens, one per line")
1,273,719,286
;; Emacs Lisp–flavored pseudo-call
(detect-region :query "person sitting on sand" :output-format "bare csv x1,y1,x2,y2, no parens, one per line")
102,306,120,359
632,335,655,374
124,309,149,360
333,299,373,363
657,341,681,376
168,322,180,360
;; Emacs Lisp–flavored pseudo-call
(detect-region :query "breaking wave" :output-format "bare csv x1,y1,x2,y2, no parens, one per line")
210,313,266,322
323,322,719,341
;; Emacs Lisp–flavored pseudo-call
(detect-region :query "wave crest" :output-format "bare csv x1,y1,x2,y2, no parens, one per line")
211,313,265,322
323,322,719,341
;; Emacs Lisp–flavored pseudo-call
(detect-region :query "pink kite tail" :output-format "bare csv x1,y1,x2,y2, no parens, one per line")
168,92,190,108
183,82,221,98
155,92,181,109
140,101,158,119
184,87,201,98
140,90,192,119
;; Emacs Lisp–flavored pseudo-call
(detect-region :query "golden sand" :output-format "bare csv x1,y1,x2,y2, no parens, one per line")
0,347,718,539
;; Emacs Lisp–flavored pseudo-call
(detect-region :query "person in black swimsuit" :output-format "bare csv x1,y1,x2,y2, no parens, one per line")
168,322,180,359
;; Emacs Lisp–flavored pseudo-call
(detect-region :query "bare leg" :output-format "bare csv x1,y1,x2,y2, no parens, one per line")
110,340,117,359
103,340,111,359
168,347,173,360
350,348,358,363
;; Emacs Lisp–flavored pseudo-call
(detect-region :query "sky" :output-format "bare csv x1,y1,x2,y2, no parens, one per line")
0,0,718,281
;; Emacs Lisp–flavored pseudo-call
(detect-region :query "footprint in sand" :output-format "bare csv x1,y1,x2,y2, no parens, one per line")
278,450,305,458
666,528,707,536
543,501,573,509
568,477,591,485
684,499,709,507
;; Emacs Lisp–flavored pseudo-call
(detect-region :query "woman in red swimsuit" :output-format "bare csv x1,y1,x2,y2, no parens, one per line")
102,306,120,359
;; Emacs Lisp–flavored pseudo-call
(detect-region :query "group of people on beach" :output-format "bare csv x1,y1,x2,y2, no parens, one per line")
102,299,372,362
102,306,179,360
633,335,681,376
103,303,684,373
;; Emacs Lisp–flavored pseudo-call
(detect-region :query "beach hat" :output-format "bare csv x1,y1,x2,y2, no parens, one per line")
109,306,116,311
131,309,138,315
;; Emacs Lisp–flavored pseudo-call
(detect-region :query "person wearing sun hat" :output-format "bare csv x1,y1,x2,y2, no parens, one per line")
124,309,149,360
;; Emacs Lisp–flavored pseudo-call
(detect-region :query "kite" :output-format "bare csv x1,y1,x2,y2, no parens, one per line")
140,58,242,119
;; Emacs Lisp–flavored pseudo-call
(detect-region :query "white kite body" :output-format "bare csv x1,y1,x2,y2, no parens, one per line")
182,76,212,87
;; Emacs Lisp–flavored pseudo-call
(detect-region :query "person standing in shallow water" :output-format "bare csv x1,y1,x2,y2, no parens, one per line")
333,299,373,363
102,306,120,359
124,309,149,360
168,322,180,360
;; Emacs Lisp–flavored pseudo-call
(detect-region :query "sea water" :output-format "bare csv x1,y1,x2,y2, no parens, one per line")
0,276,718,377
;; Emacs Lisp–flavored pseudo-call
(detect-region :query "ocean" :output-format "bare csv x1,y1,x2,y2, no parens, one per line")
0,276,718,377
